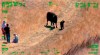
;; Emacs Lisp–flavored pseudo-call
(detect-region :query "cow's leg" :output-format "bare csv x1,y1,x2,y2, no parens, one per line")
55,23,57,28
51,22,54,27
52,22,54,27
46,20,48,26
51,22,52,26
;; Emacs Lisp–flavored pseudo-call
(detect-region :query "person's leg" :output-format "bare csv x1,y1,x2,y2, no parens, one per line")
15,38,18,43
1,28,3,34
1,28,5,40
61,25,63,30
7,34,10,43
56,23,57,28
13,39,15,43
8,33,10,43
6,34,8,42
3,33,6,40
4,33,6,40
61,26,63,30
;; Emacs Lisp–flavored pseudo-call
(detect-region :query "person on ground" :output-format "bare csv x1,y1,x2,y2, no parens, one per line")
13,34,18,43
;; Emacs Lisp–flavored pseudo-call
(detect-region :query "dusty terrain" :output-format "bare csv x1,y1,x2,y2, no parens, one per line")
0,0,100,55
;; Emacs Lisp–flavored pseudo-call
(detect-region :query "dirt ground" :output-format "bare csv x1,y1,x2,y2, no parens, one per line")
0,0,100,55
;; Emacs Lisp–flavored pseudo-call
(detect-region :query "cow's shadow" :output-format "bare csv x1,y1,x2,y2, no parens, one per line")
59,29,62,31
44,25,55,30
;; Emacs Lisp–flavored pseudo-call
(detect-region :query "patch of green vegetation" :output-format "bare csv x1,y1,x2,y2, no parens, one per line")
75,2,79,8
2,48,8,54
20,51,25,54
93,3,98,8
2,2,6,8
48,1,53,6
2,44,6,46
87,2,91,7
50,27,55,30
88,51,98,54
40,48,60,55
53,48,60,54
88,44,99,49
4,16,7,18
40,50,50,54
80,2,86,8
7,2,12,8
13,2,19,6
2,10,8,14
11,51,18,55
91,44,99,49
2,36,5,39
19,2,23,6
91,48,98,51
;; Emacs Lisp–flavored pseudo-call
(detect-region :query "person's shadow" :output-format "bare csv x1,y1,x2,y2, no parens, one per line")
44,25,55,30
3,42,8,44
59,29,62,31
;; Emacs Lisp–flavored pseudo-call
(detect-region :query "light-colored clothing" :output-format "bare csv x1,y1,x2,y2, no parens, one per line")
13,35,18,43
1,21,6,39
2,21,6,28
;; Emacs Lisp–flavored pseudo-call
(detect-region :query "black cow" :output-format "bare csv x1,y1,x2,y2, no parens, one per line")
46,12,57,28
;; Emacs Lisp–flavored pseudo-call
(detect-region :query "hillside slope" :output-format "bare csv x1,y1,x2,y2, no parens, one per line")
0,0,100,55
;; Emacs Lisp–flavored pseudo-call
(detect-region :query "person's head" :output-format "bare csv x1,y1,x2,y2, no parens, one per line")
3,21,5,23
6,24,9,27
3,21,6,24
13,33,18,37
13,34,16,36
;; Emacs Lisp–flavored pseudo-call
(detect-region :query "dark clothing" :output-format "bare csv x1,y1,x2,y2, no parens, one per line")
4,26,10,43
1,28,5,35
6,33,10,43
60,20,65,30
1,28,6,40
4,27,10,34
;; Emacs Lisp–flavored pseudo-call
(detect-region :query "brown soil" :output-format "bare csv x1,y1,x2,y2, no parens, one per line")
0,0,100,55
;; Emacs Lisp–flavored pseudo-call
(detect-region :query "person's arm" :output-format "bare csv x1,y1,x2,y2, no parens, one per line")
4,27,6,31
9,27,10,31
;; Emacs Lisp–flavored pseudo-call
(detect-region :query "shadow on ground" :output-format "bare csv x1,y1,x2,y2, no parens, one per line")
44,25,55,30
3,42,8,44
